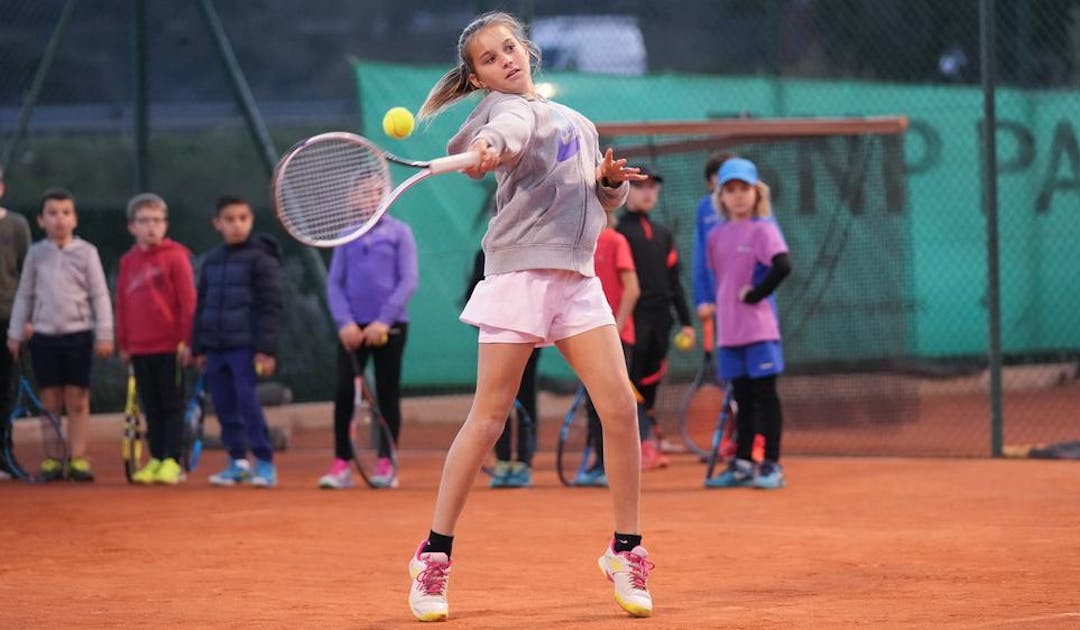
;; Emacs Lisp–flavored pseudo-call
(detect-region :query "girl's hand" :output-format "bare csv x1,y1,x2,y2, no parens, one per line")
338,322,363,350
95,340,114,358
597,148,647,186
464,138,500,179
362,321,391,347
739,285,753,302
6,339,19,359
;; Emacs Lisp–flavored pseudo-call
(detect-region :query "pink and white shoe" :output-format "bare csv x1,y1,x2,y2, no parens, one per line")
370,457,398,488
317,458,354,489
408,541,451,622
597,539,654,617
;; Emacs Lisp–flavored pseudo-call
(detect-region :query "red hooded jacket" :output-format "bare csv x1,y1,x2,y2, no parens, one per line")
115,238,196,355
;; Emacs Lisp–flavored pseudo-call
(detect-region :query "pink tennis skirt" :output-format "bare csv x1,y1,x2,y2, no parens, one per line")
461,269,616,346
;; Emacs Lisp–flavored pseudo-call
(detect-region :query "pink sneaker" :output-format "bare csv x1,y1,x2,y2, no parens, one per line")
598,540,654,617
408,541,451,622
370,456,398,488
640,442,669,470
317,458,354,489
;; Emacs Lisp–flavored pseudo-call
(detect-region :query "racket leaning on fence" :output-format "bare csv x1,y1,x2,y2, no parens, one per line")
272,132,479,248
348,354,398,489
677,318,730,460
121,366,149,483
181,371,208,473
3,358,67,482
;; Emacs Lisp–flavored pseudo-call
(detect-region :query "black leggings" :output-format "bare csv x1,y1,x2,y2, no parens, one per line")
131,353,186,461
333,323,408,460
732,375,783,463
494,348,540,465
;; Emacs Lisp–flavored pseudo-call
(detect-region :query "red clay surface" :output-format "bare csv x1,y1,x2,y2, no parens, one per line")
3,424,1079,629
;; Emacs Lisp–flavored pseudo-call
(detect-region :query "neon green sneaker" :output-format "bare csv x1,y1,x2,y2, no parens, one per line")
132,458,162,484
154,458,186,485
67,456,95,482
40,458,65,482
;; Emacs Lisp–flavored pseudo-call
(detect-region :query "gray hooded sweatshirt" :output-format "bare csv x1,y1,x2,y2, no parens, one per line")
448,91,628,277
7,237,114,343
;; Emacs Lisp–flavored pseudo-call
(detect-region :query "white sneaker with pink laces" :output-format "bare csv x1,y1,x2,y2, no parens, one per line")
408,541,451,622
370,457,398,488
317,458,354,489
597,540,654,617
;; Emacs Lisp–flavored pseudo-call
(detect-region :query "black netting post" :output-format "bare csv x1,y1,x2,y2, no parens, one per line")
132,0,149,192
980,0,1004,457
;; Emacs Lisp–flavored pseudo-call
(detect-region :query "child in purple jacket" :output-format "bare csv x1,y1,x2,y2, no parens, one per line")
318,214,417,489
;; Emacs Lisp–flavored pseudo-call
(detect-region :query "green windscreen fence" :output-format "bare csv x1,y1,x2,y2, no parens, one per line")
354,60,1080,388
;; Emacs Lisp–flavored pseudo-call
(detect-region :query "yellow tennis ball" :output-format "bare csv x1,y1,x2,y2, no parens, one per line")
378,333,389,346
382,107,415,140
674,330,693,352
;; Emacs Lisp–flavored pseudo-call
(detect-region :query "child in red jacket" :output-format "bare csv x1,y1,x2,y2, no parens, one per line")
115,193,196,484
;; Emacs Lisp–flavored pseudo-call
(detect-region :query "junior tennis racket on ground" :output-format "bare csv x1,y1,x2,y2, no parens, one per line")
704,383,737,481
181,371,208,473
348,353,398,489
677,319,729,460
121,366,148,483
555,386,595,487
272,132,479,247
2,358,67,482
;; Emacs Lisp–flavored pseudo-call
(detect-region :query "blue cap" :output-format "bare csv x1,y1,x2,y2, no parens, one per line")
718,158,759,186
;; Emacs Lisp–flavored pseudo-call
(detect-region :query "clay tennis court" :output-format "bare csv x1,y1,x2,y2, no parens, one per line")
3,400,1079,629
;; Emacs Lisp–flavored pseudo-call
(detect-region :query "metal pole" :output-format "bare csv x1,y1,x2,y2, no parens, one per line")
132,0,149,192
196,0,329,298
980,0,1004,457
196,0,279,174
1,0,78,172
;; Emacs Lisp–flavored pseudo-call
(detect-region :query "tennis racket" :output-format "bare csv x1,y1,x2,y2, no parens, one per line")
704,383,737,481
555,386,595,487
121,366,148,483
181,371,208,473
348,353,398,489
481,399,536,478
2,357,67,482
677,318,729,460
272,132,479,248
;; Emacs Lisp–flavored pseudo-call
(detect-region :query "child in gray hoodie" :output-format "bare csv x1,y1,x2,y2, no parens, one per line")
7,188,114,481
405,11,654,623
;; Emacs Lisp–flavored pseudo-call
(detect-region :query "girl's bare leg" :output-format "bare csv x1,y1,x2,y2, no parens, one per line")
556,325,640,534
430,342,536,534
63,386,89,458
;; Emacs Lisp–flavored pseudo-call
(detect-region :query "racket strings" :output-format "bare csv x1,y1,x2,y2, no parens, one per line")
275,138,391,244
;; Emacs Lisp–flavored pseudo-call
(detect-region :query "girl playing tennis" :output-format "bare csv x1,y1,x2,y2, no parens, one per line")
407,11,653,622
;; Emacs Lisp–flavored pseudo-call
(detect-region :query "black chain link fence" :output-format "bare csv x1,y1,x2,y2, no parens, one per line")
2,0,1078,456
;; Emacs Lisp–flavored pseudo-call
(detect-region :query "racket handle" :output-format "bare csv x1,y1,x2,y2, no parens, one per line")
703,318,715,351
429,152,480,174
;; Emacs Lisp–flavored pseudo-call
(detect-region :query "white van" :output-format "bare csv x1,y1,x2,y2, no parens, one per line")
530,15,647,76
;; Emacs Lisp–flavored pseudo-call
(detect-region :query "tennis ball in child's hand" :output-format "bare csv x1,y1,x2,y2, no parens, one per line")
377,333,389,347
674,330,694,351
382,107,415,140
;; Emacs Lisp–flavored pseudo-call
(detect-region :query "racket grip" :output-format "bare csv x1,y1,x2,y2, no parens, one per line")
429,152,480,174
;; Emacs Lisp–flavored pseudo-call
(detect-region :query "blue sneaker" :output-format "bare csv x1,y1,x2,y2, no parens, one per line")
489,460,511,488
209,458,251,486
573,467,609,488
705,458,755,488
251,459,277,488
753,460,786,489
503,462,532,488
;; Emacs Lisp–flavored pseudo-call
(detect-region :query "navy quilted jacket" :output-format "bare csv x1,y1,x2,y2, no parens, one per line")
191,233,283,355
